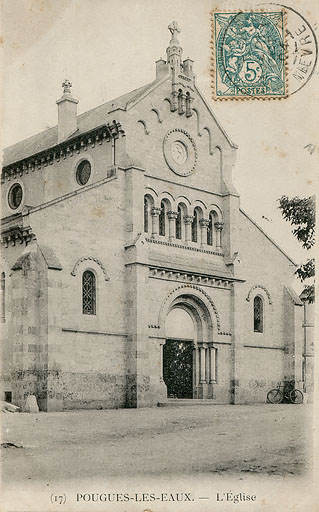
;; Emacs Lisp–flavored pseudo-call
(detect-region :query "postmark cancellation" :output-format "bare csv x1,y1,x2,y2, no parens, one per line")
211,10,287,99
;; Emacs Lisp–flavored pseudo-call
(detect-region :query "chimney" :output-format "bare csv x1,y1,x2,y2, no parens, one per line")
183,58,194,79
156,58,169,78
56,79,78,142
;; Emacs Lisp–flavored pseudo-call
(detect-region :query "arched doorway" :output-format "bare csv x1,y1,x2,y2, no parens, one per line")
164,308,195,398
160,291,217,400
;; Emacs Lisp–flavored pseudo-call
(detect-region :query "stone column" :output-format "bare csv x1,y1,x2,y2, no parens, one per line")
151,207,161,238
184,215,194,245
167,211,178,242
214,221,224,251
199,218,209,248
186,95,193,117
179,93,186,114
209,346,217,383
200,346,207,383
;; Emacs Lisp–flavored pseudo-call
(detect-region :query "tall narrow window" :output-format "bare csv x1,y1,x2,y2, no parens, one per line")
192,210,198,242
1,272,5,323
144,197,149,233
207,213,213,246
82,270,96,315
159,201,166,236
176,205,182,240
254,296,263,332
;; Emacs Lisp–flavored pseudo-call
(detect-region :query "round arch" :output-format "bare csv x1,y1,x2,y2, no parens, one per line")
158,284,220,340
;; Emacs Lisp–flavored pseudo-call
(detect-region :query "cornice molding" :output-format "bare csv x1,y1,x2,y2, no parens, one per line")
1,225,36,248
149,267,232,289
2,121,125,183
145,236,223,256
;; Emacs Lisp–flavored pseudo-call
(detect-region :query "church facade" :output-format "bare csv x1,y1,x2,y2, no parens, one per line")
1,23,307,411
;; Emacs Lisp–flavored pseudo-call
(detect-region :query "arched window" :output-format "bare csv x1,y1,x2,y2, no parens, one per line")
176,205,182,240
144,197,149,233
1,272,5,323
254,296,263,333
185,92,191,117
144,195,154,234
192,210,198,242
159,200,166,236
82,270,96,315
207,213,213,246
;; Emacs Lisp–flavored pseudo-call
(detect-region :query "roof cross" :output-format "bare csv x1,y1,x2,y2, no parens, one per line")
168,21,181,40
62,79,72,94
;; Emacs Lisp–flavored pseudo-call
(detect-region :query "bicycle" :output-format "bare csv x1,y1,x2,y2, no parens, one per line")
267,381,303,404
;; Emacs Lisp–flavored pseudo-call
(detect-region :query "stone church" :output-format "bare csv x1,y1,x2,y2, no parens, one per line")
1,22,308,411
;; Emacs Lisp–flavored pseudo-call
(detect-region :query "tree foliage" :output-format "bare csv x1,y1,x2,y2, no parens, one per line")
278,195,315,303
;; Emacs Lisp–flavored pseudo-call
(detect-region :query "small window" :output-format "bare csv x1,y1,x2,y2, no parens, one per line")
159,201,166,236
176,205,182,240
144,197,149,233
76,160,91,186
191,210,198,242
254,296,263,333
207,213,213,246
8,183,23,209
82,270,96,315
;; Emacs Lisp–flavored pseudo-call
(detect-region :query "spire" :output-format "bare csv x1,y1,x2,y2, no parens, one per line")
166,20,183,73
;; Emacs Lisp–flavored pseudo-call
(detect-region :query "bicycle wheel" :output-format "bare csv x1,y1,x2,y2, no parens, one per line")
267,389,283,404
290,389,303,404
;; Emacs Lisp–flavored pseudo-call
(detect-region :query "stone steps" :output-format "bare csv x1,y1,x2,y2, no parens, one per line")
157,399,219,407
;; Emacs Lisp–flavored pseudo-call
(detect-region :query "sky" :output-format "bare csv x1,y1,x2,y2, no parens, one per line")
1,0,317,288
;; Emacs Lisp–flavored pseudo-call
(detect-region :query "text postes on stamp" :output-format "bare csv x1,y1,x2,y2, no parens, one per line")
212,11,287,99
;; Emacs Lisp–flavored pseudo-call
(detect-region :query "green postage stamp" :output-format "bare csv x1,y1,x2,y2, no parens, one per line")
212,11,287,99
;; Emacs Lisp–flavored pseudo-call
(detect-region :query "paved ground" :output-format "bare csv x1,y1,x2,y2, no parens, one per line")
1,403,312,483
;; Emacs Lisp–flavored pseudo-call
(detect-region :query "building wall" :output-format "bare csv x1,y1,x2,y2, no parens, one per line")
1,72,305,409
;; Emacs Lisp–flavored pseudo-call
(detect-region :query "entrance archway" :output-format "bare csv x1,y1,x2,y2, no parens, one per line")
164,308,195,398
160,291,217,400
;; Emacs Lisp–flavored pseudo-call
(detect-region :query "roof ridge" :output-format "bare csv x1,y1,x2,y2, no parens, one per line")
240,208,296,266
2,79,158,167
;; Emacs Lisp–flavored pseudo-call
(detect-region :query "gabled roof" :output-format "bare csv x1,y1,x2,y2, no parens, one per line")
3,79,161,167
240,208,296,266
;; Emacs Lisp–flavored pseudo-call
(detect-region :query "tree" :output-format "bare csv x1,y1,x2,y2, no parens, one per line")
278,195,315,302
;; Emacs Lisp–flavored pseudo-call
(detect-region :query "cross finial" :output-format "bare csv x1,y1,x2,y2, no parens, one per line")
168,21,181,41
62,79,72,94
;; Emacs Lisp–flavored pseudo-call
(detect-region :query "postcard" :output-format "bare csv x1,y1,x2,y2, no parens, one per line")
1,0,318,511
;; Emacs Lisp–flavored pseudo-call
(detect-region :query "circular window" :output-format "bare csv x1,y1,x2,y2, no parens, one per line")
163,129,197,176
8,183,23,210
171,141,188,165
76,160,91,186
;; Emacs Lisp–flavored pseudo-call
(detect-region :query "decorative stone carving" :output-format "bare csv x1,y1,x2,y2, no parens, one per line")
158,283,232,335
151,207,162,217
184,215,194,224
214,221,224,231
71,256,110,281
137,120,150,135
167,210,178,220
145,237,223,256
246,284,273,304
199,218,210,228
150,108,163,123
163,129,197,176
1,226,36,248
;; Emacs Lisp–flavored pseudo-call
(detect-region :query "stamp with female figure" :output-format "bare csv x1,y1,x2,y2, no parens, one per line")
212,11,287,99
